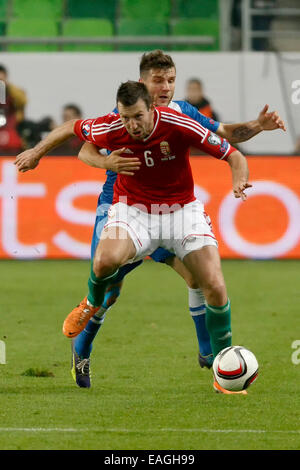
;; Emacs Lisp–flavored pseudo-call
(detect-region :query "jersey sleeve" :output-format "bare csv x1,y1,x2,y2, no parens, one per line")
74,116,109,148
175,100,220,132
169,110,235,161
199,130,236,161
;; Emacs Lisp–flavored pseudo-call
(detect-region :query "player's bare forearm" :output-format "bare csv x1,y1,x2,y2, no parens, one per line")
78,143,108,169
219,121,261,144
216,104,286,144
34,119,77,155
227,150,252,200
79,143,141,176
15,119,77,172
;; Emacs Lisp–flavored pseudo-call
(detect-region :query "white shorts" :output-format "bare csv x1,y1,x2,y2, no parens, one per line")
103,200,218,262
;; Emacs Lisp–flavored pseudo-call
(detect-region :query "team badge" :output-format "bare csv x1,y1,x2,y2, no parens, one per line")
82,119,93,137
207,133,221,146
160,141,171,155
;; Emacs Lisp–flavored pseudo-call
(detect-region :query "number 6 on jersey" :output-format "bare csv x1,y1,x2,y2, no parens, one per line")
144,150,154,167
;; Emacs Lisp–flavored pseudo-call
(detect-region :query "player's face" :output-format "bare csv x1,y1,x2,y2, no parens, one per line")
141,67,176,106
118,98,155,140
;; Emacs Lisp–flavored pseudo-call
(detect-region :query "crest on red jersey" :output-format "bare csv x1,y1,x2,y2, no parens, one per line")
160,141,171,155
207,132,221,146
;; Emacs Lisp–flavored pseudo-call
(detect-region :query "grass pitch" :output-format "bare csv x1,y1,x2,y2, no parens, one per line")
0,259,299,450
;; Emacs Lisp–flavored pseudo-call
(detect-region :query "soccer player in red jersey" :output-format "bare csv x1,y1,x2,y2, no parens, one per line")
70,51,286,380
58,81,250,392
14,51,285,390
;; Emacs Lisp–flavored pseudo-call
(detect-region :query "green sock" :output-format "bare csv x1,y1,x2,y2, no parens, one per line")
205,299,232,358
87,265,119,307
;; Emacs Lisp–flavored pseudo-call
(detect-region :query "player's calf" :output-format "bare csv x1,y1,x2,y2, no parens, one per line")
103,282,123,309
182,248,231,358
63,233,135,339
63,269,120,338
73,281,124,358
205,299,232,358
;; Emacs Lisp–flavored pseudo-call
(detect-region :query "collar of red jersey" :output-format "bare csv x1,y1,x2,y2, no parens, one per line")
143,108,160,142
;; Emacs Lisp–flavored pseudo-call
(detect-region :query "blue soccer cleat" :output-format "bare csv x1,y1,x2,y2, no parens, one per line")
198,352,214,369
71,339,91,388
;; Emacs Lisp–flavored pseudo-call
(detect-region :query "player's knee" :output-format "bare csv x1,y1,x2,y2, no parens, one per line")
179,265,199,289
93,252,121,279
202,279,227,306
185,277,199,289
166,256,199,289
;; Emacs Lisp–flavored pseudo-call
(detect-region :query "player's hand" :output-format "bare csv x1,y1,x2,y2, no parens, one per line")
14,149,41,172
257,104,286,132
105,148,141,176
233,181,252,201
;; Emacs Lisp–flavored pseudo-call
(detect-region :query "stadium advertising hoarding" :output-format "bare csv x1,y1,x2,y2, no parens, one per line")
0,156,299,260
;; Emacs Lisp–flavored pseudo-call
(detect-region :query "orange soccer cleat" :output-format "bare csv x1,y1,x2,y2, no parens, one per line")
63,297,100,338
213,380,248,395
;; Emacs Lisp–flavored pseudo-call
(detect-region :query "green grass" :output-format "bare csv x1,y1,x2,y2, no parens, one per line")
21,368,55,377
0,260,299,450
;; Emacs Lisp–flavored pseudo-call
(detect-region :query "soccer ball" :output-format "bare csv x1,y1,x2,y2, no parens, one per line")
213,346,259,392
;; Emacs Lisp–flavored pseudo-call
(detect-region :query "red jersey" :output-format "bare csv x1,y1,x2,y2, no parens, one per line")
74,107,236,212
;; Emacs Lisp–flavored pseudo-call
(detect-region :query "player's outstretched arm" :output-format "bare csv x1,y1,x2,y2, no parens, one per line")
14,119,77,172
216,104,286,144
227,150,252,201
79,143,141,176
78,143,108,169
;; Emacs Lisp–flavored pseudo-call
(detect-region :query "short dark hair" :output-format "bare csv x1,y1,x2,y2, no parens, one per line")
116,81,153,109
187,78,203,87
139,50,175,77
63,103,82,117
0,64,8,75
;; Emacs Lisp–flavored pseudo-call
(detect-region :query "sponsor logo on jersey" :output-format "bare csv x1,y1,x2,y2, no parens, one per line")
160,141,171,155
208,133,221,146
123,148,134,154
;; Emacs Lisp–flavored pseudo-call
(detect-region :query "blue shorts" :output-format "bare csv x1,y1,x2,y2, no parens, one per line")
91,200,175,270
